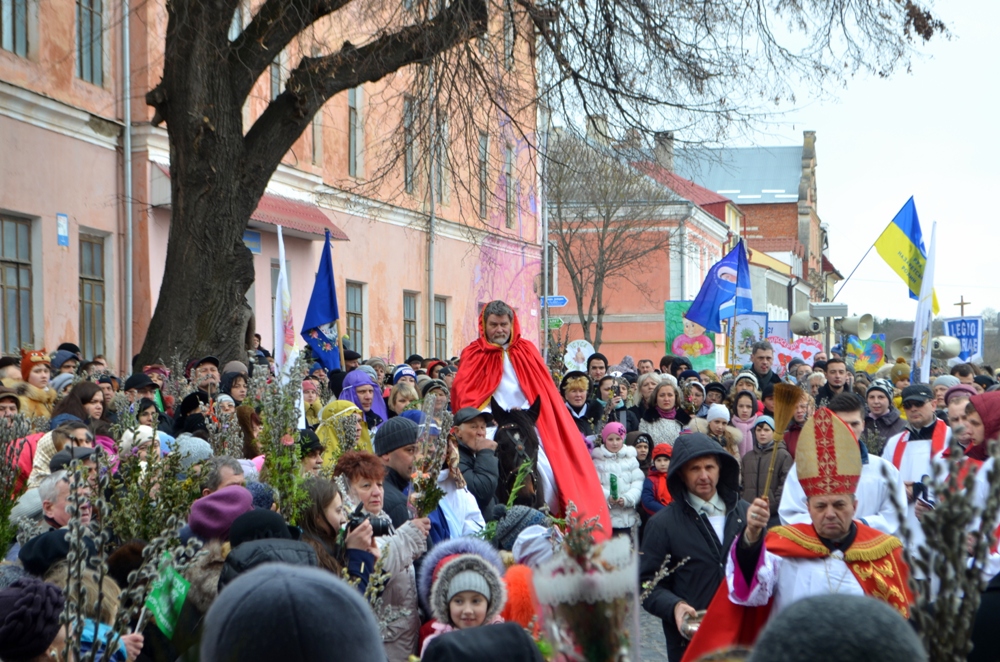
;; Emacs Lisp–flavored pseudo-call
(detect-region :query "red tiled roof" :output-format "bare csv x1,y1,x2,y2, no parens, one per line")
822,254,843,278
153,163,348,241
252,194,349,241
632,161,732,207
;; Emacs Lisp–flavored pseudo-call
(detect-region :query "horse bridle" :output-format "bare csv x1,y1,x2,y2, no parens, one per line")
497,422,531,462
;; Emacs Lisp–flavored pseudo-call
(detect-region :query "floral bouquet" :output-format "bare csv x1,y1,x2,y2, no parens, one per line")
407,394,450,518
533,505,639,661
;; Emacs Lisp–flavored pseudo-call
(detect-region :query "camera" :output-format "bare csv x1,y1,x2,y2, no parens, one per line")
346,502,392,537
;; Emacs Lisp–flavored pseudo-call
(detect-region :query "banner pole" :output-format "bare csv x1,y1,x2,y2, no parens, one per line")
336,319,347,370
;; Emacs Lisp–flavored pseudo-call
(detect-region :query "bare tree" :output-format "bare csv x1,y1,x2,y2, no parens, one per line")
135,0,945,365
548,133,688,350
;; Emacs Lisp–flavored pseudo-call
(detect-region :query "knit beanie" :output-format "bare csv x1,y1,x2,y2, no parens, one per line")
49,372,75,394
624,431,652,448
228,509,293,548
446,570,492,603
889,358,911,384
19,529,97,577
493,505,548,552
748,594,926,662
734,371,759,391
932,375,960,391
706,403,730,424
120,425,157,456
651,443,672,459
392,365,417,384
357,365,379,383
0,577,65,660
866,378,895,402
175,434,213,471
756,415,776,431
944,384,977,405
188,485,254,542
201,564,383,662
246,481,275,511
511,525,559,568
601,422,626,444
372,416,419,456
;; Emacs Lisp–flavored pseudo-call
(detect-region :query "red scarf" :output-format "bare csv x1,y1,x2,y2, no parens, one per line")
450,309,610,538
647,469,671,512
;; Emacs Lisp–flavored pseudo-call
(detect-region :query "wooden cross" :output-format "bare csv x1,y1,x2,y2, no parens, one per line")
955,296,972,317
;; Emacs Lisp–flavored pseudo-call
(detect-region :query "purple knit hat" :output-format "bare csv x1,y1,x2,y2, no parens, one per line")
945,383,978,405
188,485,254,542
601,422,626,444
339,370,389,428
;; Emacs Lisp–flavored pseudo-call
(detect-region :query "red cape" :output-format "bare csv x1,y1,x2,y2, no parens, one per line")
451,309,611,538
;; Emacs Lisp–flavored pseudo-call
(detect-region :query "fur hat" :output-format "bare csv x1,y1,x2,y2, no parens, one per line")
429,554,507,626
889,358,911,384
19,348,49,382
418,536,506,615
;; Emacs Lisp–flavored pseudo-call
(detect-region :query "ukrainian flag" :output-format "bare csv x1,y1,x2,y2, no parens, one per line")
874,197,940,314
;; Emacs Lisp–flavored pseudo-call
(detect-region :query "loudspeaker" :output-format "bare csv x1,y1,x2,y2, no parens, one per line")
837,315,875,341
932,336,961,360
790,311,823,336
890,337,913,361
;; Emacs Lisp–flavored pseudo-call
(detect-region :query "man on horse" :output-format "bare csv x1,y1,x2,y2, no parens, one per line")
450,300,610,534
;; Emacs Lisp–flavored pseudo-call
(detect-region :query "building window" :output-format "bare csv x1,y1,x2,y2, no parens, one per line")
434,297,447,359
346,281,364,354
348,87,363,178
502,2,514,70
0,216,32,354
1,0,29,57
270,59,281,100
403,96,415,194
77,0,103,86
478,132,489,218
403,292,418,359
79,235,105,359
504,145,515,229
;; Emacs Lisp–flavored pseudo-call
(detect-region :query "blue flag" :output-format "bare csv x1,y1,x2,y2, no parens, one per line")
685,239,753,333
301,230,342,371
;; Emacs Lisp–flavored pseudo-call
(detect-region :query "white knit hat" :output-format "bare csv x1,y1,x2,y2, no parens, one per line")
706,404,730,424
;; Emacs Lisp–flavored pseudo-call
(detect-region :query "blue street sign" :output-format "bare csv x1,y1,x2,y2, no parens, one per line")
542,295,568,308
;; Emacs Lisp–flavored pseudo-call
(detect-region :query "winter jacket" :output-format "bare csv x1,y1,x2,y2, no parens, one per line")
420,622,544,662
13,381,56,418
863,407,906,456
420,616,505,657
384,466,413,529
784,419,804,458
970,571,1000,662
638,408,691,448
591,445,644,529
565,400,602,439
740,440,793,526
751,369,782,393
378,519,428,662
639,433,749,662
815,382,848,409
457,442,499,518
217,538,318,592
641,472,671,515
602,403,639,433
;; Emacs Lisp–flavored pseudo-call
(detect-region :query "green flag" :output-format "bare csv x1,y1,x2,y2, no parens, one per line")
145,552,190,639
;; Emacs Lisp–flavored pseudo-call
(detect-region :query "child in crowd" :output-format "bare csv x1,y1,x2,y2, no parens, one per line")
592,422,644,538
730,391,760,457
417,537,507,657
740,416,792,527
625,431,653,474
641,443,673,516
687,403,742,468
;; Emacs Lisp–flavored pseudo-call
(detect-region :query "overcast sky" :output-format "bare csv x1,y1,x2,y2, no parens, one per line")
738,2,999,323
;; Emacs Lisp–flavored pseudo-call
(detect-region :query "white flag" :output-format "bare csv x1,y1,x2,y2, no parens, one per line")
911,221,936,384
273,226,306,427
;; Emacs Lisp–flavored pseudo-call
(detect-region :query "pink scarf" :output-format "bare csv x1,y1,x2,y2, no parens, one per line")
656,407,677,420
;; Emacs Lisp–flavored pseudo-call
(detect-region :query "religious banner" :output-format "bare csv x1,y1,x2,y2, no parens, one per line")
845,334,887,376
564,339,596,372
766,336,825,376
729,312,768,369
943,317,984,364
665,301,716,371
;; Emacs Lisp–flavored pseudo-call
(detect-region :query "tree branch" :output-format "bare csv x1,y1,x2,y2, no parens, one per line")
228,0,353,104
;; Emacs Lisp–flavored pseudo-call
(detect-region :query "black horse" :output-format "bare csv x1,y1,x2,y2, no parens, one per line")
491,397,545,509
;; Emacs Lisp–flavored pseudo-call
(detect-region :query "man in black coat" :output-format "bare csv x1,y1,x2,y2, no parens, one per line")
453,407,500,518
639,433,750,662
749,340,782,393
373,416,420,528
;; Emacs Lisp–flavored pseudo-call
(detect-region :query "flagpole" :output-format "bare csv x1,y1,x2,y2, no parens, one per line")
831,244,876,301
335,319,346,371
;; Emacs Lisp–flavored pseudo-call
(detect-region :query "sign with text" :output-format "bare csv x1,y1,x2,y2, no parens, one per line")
542,295,568,308
943,317,983,363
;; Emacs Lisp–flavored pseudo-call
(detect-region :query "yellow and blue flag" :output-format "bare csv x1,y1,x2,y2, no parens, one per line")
874,197,940,314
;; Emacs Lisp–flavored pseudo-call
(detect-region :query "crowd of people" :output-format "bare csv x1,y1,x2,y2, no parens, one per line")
0,304,999,662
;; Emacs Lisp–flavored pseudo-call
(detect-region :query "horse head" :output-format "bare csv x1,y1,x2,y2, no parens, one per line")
491,396,544,508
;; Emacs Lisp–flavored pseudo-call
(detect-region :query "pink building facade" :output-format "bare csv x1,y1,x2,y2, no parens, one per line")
0,1,542,368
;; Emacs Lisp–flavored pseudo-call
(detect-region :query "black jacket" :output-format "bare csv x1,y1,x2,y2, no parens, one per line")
815,382,848,409
457,442,499,517
753,369,782,393
565,400,603,438
970,572,1000,662
422,622,543,662
217,539,318,592
639,433,749,662
383,466,412,528
603,403,640,433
